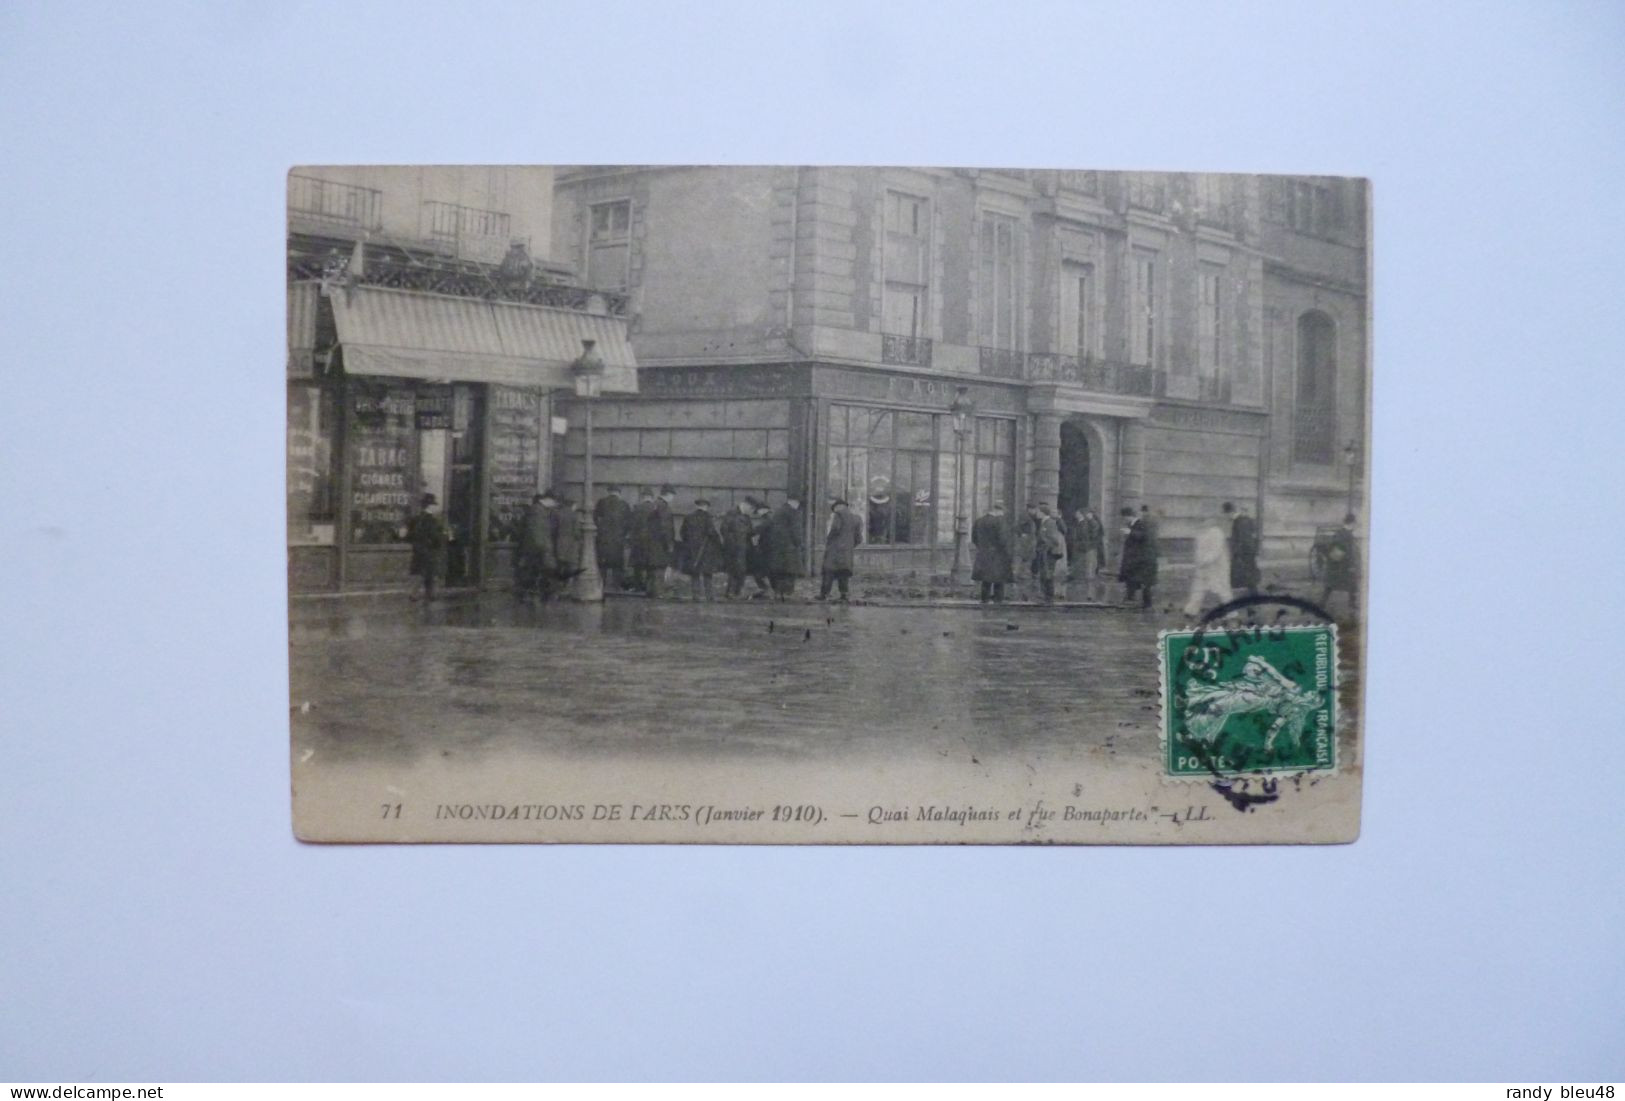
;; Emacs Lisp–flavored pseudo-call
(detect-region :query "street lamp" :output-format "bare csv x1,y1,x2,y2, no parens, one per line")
569,338,606,603
1342,439,1359,517
949,385,975,586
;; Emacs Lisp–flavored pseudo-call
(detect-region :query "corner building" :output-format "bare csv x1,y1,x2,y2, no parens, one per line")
551,167,1367,582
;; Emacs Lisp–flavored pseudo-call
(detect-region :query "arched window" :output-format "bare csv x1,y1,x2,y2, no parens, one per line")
1294,311,1336,464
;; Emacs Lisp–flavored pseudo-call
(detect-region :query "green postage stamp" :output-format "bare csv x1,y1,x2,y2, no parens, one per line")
1160,623,1339,778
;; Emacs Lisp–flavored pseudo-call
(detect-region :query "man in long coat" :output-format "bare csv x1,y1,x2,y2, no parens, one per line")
1036,504,1068,602
1184,502,1235,617
971,502,1014,604
679,498,725,601
817,498,862,602
764,495,804,601
1070,507,1107,602
407,493,451,601
522,489,564,601
514,493,546,598
593,484,632,593
718,499,755,599
628,487,675,597
746,501,774,599
1118,504,1160,609
1227,501,1261,595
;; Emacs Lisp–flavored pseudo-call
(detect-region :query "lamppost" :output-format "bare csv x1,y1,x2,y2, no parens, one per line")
949,385,975,585
570,339,605,603
1342,439,1359,517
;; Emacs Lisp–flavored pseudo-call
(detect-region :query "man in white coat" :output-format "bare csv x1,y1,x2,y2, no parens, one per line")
1184,503,1235,617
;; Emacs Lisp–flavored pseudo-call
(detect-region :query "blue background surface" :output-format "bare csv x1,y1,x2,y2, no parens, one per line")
2,0,1622,1081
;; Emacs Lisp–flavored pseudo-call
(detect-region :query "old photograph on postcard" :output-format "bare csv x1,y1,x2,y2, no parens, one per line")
288,166,1369,844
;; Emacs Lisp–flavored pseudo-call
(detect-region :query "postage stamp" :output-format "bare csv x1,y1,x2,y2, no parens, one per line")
1160,624,1339,778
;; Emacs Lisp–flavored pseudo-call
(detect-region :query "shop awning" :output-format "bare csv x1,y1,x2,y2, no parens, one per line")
328,283,638,393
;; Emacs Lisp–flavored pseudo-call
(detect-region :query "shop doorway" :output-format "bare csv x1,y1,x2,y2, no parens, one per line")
415,384,483,586
1058,419,1093,523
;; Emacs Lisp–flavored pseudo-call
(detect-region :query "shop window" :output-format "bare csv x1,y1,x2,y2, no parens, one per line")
588,199,632,291
487,387,546,542
828,404,1016,548
287,382,338,545
348,383,418,544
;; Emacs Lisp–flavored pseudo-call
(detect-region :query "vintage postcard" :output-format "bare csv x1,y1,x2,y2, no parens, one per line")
288,165,1369,844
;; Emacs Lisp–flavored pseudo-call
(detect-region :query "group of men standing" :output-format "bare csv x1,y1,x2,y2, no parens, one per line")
967,498,1268,612
516,485,811,603
438,483,1354,615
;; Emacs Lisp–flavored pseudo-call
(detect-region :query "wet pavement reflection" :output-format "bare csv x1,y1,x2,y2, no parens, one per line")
290,594,1359,770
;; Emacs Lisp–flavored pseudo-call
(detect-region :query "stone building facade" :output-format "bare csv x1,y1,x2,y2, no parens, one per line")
550,166,1367,582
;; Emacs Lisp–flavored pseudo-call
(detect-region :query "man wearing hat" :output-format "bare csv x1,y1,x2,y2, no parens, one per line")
522,489,564,601
746,499,774,599
406,493,452,601
1036,503,1068,603
628,486,674,597
817,497,862,602
718,498,755,599
679,497,724,601
764,493,805,601
971,502,1014,604
1118,504,1160,610
593,484,631,593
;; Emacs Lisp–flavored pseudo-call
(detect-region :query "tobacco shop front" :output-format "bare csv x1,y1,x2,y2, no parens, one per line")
287,281,637,594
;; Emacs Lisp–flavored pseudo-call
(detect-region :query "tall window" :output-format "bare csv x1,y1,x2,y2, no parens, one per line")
1198,266,1224,376
1131,248,1158,366
938,417,1015,544
883,192,929,339
1059,261,1095,359
1294,311,1337,463
978,213,1020,350
587,199,631,291
828,407,934,545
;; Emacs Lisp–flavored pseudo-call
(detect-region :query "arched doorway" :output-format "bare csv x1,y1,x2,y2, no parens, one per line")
1059,420,1092,522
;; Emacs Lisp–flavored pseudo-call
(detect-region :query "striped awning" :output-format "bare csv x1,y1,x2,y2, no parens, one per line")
327,283,638,393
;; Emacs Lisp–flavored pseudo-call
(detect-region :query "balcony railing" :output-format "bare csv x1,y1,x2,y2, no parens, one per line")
337,258,630,316
1293,402,1337,463
978,346,1025,379
880,334,933,368
288,174,383,232
1025,354,1164,397
423,200,511,242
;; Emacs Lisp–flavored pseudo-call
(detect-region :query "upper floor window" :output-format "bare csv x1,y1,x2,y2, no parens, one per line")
1294,311,1337,464
978,213,1020,351
587,199,632,291
1130,248,1158,366
1059,260,1096,360
1198,266,1224,375
1126,173,1167,213
1265,179,1346,237
883,192,930,339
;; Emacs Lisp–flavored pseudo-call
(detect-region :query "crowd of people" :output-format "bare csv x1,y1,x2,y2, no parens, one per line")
506,484,812,604
405,484,1359,614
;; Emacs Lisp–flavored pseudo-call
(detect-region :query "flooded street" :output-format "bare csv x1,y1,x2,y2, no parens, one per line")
290,595,1360,771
